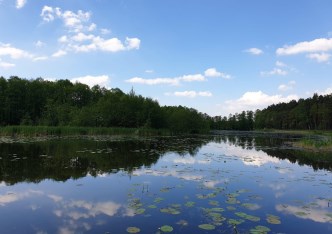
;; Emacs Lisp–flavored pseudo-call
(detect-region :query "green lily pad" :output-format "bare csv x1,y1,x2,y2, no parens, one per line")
266,214,281,224
242,203,260,210
126,227,140,233
148,205,157,209
250,225,270,234
154,197,164,203
235,212,260,222
160,225,173,232
209,200,219,206
198,224,215,230
228,219,244,225
185,201,195,207
135,208,145,214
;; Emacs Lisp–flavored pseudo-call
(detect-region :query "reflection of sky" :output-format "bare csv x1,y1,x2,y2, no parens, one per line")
1,138,332,233
276,199,332,223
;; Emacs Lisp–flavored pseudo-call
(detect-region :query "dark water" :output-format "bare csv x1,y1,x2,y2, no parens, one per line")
0,135,332,234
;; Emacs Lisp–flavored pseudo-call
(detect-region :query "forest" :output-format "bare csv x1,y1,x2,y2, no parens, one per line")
211,93,332,131
1,76,331,133
0,76,210,134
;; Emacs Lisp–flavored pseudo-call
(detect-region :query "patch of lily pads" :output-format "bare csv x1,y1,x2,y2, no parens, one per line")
198,224,216,230
126,227,140,233
160,225,173,232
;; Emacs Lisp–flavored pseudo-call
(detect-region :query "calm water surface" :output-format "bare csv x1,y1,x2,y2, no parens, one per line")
0,135,331,233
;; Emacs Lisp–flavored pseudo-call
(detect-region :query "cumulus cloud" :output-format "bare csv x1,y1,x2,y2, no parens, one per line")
165,91,212,98
126,73,205,86
127,68,231,86
276,61,287,67
277,38,332,55
126,77,180,86
245,47,263,55
278,80,296,91
306,53,331,63
260,68,288,76
33,56,48,61
35,40,45,48
69,75,110,88
204,68,232,79
52,50,67,58
222,91,298,114
0,59,15,68
0,43,32,59
41,6,140,55
16,0,26,9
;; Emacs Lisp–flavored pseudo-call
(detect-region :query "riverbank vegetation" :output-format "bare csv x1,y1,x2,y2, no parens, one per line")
0,76,209,135
1,76,331,137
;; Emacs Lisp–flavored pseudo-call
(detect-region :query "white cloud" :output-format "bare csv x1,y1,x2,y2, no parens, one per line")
125,37,140,50
260,68,288,76
278,80,296,91
69,75,110,88
166,91,212,98
245,47,263,55
222,91,298,114
145,69,154,73
33,56,48,61
306,53,331,63
126,73,205,86
318,87,332,95
41,6,140,55
276,38,332,55
0,43,32,59
276,61,287,67
0,59,15,68
52,50,67,58
127,77,180,86
35,40,45,48
101,28,111,35
204,68,231,79
180,74,205,82
16,0,26,9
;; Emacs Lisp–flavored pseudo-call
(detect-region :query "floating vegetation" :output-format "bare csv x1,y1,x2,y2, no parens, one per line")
227,206,236,211
198,224,216,230
148,205,157,209
249,225,271,234
209,200,219,206
154,197,164,203
235,212,260,222
228,219,244,225
160,225,173,232
160,207,181,215
126,227,140,233
242,203,261,210
295,211,308,217
135,208,145,215
184,201,195,207
266,214,281,224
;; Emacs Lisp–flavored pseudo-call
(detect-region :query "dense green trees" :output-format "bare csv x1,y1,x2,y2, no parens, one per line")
254,93,332,130
0,76,209,134
210,93,332,131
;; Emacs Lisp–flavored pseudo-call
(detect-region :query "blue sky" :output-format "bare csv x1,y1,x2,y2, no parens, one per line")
0,0,331,116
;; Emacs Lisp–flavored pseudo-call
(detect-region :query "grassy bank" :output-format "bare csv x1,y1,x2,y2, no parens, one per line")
0,126,171,137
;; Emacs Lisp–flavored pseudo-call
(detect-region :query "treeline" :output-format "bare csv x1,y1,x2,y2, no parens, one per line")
255,93,332,130
0,76,209,134
210,93,332,131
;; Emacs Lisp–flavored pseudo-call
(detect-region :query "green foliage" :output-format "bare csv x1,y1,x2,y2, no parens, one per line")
0,77,210,134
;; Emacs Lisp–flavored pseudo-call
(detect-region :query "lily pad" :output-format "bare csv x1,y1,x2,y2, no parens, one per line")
228,219,244,225
198,224,215,230
160,225,173,232
135,208,145,214
250,225,270,234
127,227,140,233
266,214,281,224
235,212,260,222
185,201,195,207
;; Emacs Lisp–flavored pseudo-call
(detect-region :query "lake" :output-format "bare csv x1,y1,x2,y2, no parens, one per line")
0,134,332,233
